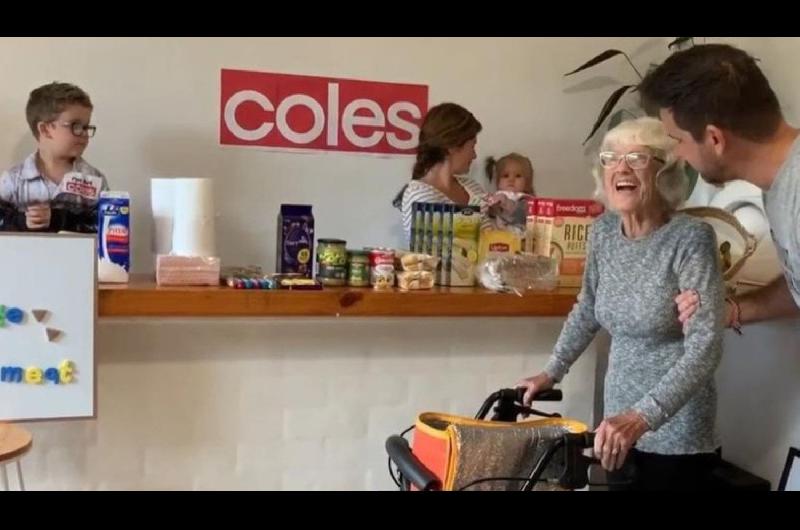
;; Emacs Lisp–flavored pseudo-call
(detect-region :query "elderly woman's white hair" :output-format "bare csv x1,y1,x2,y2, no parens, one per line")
592,116,688,211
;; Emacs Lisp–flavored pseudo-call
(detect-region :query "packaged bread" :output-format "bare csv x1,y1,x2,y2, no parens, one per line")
397,270,434,291
395,251,440,272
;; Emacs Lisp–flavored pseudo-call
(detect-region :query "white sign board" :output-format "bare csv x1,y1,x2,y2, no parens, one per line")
0,233,96,421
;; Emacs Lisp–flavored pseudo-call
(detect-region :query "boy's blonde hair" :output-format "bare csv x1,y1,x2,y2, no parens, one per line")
485,152,535,194
26,82,93,139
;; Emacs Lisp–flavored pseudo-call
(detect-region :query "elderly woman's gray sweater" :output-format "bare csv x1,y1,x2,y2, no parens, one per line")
544,211,724,454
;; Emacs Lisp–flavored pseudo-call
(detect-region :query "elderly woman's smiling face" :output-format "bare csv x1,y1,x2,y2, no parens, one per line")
600,143,666,214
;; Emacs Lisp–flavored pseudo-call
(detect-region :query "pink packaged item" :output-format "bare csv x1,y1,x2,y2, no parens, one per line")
156,255,221,286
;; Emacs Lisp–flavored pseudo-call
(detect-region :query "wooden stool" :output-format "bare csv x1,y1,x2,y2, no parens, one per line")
0,423,32,491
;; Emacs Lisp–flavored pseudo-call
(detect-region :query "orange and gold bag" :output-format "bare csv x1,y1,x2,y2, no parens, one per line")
410,411,588,491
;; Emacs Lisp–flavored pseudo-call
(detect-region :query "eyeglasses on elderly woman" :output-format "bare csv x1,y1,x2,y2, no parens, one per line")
599,151,665,170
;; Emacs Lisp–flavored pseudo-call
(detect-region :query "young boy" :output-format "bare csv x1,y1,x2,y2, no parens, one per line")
0,82,108,232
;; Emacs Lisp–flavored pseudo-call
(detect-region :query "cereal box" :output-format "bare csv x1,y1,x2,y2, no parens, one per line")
526,198,604,287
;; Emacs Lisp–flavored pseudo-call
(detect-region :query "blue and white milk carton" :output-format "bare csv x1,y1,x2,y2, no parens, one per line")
97,191,131,283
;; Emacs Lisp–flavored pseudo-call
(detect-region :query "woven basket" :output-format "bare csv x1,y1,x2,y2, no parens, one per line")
680,206,758,281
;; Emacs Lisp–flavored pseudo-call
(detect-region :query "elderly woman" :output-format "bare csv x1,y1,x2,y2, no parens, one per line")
517,117,725,491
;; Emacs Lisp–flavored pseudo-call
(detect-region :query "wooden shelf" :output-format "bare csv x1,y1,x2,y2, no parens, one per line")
97,274,578,318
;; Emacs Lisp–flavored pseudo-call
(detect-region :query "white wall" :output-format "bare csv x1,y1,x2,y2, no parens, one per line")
7,37,798,490
716,321,800,487
706,37,800,488
748,37,800,123
0,37,671,271
578,36,800,489
0,36,637,490
21,318,598,490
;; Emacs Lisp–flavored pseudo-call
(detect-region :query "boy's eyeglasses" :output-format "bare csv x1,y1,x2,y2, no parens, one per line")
56,121,97,138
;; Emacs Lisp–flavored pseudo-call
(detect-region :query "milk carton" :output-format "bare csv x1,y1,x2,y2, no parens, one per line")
97,191,130,283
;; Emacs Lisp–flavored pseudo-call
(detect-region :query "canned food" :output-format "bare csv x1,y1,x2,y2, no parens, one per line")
347,250,370,287
317,239,347,286
369,247,395,289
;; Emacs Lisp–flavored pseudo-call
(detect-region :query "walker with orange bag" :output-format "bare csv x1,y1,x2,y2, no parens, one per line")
386,387,634,491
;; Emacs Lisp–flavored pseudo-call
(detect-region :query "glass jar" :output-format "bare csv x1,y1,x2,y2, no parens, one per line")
316,238,347,286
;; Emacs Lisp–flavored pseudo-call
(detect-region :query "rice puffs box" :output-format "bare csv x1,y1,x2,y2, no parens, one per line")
526,198,604,287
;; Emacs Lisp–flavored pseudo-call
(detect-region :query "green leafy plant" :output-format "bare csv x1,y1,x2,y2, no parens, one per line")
565,37,699,193
566,37,694,145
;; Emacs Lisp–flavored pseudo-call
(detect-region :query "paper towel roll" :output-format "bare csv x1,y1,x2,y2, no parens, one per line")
151,178,175,255
171,178,217,257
